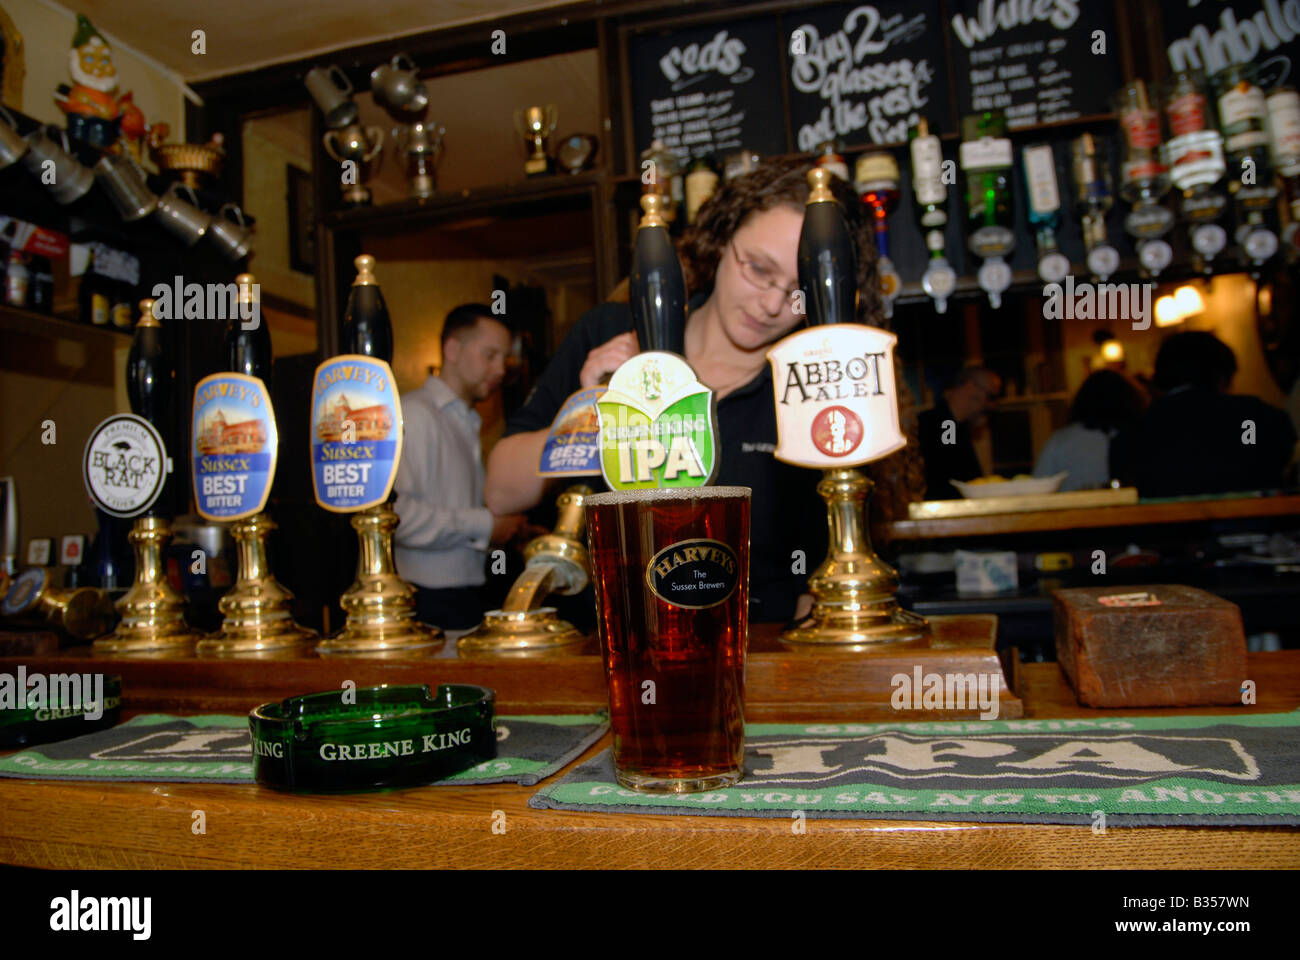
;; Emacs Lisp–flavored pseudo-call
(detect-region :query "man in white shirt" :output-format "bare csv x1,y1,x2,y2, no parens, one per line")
394,304,525,629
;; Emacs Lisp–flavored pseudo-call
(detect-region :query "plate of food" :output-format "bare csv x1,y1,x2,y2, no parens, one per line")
952,472,1068,498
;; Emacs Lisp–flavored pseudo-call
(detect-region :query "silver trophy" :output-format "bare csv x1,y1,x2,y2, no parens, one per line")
394,121,444,199
323,123,385,206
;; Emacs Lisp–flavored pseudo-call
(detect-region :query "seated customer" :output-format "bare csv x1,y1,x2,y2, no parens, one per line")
1111,331,1297,496
917,366,1002,499
1034,370,1146,491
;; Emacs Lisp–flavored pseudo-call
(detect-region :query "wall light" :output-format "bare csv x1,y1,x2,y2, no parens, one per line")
1154,295,1183,326
1100,339,1124,362
1173,284,1205,318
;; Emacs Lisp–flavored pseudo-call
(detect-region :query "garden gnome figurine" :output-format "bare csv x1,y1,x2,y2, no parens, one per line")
54,14,123,148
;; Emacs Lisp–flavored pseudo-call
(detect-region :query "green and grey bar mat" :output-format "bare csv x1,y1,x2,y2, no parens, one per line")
0,712,608,786
528,712,1300,826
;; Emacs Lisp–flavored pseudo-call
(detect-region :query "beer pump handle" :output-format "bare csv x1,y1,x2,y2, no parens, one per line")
227,272,272,381
127,298,171,428
343,254,394,363
629,192,686,355
798,167,858,327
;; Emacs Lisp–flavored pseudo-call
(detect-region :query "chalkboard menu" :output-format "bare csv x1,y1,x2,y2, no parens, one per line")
629,16,786,165
786,1,951,150
948,0,1121,129
1162,0,1295,85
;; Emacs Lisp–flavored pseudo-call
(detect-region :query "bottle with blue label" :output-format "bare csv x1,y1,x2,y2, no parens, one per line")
1021,144,1072,285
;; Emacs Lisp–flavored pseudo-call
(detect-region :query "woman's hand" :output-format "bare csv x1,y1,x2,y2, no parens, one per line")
578,332,638,388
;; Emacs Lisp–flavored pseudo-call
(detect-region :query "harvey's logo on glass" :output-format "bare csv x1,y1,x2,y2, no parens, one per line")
310,355,403,512
192,372,277,521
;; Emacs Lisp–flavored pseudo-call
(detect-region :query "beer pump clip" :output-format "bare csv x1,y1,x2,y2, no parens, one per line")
90,298,199,654
596,193,719,493
766,168,929,647
192,274,314,655
312,255,441,656
463,192,706,656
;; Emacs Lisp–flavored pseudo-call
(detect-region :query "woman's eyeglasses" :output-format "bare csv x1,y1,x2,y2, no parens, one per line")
731,244,800,305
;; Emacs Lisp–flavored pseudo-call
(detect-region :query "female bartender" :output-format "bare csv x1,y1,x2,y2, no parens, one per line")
485,156,923,623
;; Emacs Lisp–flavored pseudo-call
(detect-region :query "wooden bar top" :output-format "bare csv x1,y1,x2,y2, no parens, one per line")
0,616,1016,721
887,493,1300,541
1,629,1298,869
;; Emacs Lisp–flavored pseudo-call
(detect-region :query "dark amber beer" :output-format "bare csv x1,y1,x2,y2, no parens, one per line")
585,486,750,792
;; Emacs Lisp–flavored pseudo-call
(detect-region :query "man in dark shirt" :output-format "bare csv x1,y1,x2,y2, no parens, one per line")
917,366,1002,499
1111,331,1297,496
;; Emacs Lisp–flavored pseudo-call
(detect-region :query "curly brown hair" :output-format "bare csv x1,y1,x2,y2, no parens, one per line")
679,155,883,323
677,155,926,525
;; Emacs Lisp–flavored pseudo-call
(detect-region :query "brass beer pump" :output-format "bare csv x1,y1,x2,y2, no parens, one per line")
458,484,592,656
316,255,442,656
2,567,116,640
778,169,929,648
199,514,314,655
96,299,200,654
197,274,315,656
782,468,929,646
461,190,697,654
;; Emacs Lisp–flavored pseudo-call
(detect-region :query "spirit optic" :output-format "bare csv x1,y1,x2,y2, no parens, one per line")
909,117,957,313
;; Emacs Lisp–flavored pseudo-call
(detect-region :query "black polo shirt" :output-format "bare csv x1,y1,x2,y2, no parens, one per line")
506,300,828,622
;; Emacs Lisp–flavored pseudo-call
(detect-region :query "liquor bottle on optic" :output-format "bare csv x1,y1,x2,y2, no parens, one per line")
815,140,850,182
1162,70,1228,274
1113,79,1175,278
342,255,394,362
909,117,957,313
226,272,273,383
684,156,719,226
1070,133,1120,281
1266,84,1300,258
854,149,901,318
959,110,1015,307
1213,63,1280,271
1021,143,1071,284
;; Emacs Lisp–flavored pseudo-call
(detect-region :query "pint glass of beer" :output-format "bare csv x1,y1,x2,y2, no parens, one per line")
585,486,750,792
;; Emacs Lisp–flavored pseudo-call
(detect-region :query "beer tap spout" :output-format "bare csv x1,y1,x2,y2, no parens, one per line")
458,484,592,656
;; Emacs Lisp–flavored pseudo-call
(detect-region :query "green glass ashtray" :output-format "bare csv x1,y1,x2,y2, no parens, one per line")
0,673,123,748
249,683,496,792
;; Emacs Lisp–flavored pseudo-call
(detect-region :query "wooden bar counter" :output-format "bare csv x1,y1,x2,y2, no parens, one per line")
887,493,1300,541
1,617,1298,870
